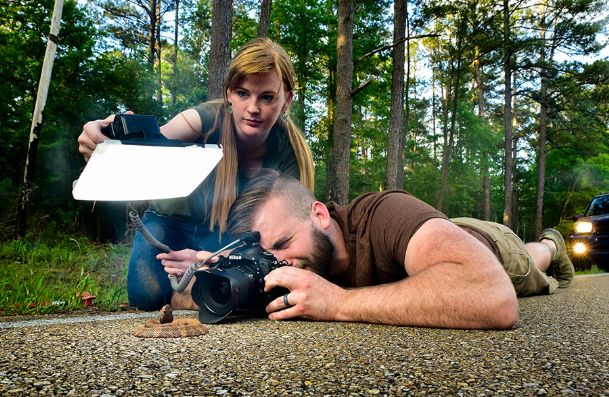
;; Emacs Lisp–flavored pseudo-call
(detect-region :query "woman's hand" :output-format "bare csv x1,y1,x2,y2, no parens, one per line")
157,249,200,277
157,249,222,277
77,111,133,161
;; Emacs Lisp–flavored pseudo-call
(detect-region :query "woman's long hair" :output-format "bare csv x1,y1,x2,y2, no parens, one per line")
208,38,315,232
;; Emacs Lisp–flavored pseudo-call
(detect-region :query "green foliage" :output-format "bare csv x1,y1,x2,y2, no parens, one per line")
0,236,129,315
232,0,258,48
568,154,609,213
271,0,331,130
87,51,162,114
404,153,442,206
1,0,609,246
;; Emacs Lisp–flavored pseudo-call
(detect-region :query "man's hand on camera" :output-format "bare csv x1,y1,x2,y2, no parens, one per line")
263,266,347,322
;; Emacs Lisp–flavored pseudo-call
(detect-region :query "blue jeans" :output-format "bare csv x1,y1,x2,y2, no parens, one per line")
127,209,229,310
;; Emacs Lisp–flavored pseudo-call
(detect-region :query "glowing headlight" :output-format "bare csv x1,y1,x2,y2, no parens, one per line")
574,221,593,234
572,242,587,255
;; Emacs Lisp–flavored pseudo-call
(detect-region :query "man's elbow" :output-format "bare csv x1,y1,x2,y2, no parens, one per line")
489,286,519,330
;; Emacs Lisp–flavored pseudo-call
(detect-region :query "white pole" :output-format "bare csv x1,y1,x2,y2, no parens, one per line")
29,0,64,135
17,0,64,237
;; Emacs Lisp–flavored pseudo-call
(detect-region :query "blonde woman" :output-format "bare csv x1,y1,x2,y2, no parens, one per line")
78,38,314,310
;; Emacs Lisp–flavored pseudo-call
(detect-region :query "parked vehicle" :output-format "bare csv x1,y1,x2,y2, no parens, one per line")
568,193,609,272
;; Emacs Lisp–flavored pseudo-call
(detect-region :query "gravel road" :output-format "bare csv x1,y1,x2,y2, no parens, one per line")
1,274,608,396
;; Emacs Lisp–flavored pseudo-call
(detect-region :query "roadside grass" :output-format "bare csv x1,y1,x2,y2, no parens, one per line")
0,229,604,317
0,236,130,315
575,264,605,275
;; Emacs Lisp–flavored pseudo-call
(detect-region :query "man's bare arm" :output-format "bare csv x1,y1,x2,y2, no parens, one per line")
264,218,518,329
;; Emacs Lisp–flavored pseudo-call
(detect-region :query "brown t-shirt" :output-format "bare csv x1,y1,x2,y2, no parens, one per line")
326,191,448,288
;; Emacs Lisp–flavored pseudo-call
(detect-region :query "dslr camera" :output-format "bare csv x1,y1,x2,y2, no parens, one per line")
191,236,288,324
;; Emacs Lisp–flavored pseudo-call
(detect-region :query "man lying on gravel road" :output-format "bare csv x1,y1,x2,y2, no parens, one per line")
159,169,575,330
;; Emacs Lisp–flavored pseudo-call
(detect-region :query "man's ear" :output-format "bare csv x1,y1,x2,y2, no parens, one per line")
311,201,331,230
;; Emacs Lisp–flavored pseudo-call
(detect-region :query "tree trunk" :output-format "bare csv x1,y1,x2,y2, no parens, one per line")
437,30,463,212
511,67,519,229
535,0,549,238
411,61,417,161
208,0,233,100
295,47,307,129
436,60,450,211
16,0,64,238
172,0,179,107
328,0,354,204
512,178,519,235
431,55,437,160
147,0,157,69
474,45,490,220
385,0,406,190
325,0,336,200
502,0,514,229
257,0,272,38
156,0,163,105
399,3,410,184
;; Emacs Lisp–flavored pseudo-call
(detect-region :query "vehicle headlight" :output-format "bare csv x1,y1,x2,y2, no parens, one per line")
572,242,587,255
574,221,593,233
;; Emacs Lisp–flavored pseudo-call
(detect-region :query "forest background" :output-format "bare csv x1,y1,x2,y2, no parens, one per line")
2,0,609,257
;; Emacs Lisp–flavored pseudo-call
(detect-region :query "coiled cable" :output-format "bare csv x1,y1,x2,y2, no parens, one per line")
128,210,171,253
129,210,259,292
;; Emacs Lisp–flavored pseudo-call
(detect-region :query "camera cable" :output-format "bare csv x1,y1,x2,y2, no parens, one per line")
128,210,171,253
129,207,262,293
167,232,261,291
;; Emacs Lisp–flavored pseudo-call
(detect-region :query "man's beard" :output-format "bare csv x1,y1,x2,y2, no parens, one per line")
300,227,335,278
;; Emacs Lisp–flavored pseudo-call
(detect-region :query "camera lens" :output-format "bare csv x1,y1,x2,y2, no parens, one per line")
209,280,230,305
191,243,285,324
195,273,235,317
193,266,260,323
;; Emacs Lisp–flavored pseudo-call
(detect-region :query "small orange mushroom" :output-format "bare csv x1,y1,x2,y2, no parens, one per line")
80,291,96,307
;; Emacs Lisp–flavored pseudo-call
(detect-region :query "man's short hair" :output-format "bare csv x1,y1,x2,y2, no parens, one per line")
228,169,316,236
228,168,315,235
